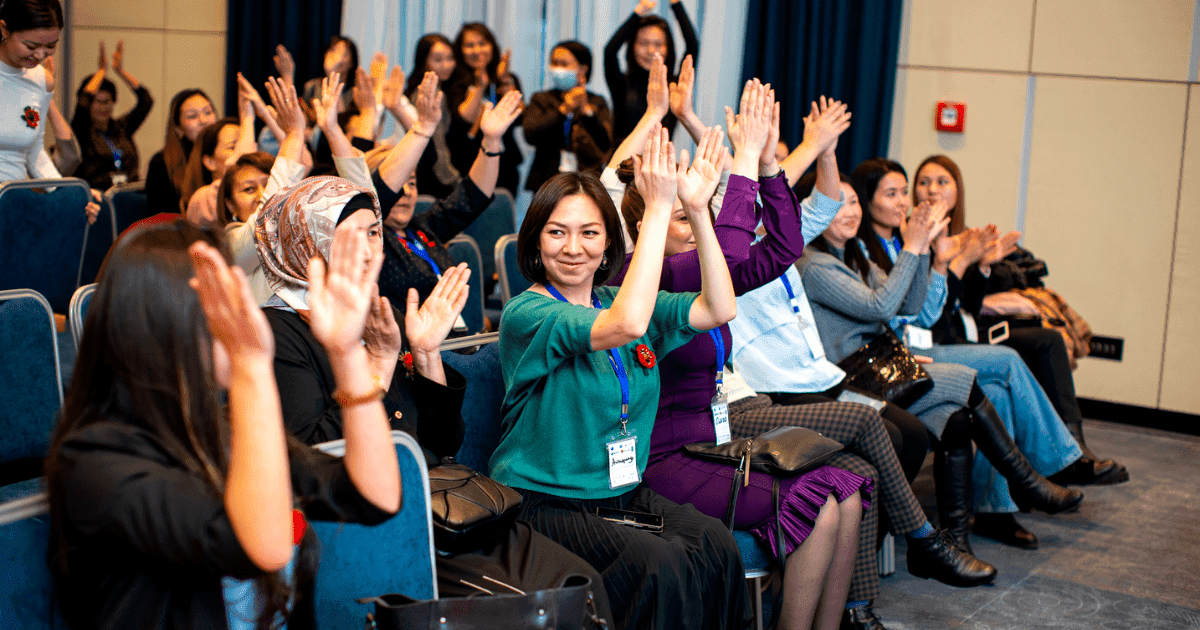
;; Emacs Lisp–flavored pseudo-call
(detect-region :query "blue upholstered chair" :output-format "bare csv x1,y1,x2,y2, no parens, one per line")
495,234,531,304
462,189,515,302
311,431,437,629
413,194,436,219
69,283,97,352
0,290,62,497
0,492,67,629
104,181,150,236
445,235,486,334
0,178,93,313
441,336,504,474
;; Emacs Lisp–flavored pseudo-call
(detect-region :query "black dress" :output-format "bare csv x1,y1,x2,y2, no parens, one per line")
443,78,525,195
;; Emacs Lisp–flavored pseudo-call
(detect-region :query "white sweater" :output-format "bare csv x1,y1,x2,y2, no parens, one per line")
0,62,59,182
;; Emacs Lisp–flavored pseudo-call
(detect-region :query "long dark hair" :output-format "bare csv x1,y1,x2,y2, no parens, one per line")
0,0,63,32
623,16,678,82
163,89,215,196
452,23,501,86
407,33,454,94
45,221,316,630
324,35,359,90
913,154,966,236
180,117,237,212
850,158,908,273
798,171,873,285
518,172,626,286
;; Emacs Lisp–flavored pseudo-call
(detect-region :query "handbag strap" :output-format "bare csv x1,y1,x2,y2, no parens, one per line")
721,449,749,530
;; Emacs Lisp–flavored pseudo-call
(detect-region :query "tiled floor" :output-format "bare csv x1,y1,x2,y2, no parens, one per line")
874,419,1200,629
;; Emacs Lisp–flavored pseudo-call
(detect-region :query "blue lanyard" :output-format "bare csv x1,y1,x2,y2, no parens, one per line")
543,284,631,433
877,234,902,261
101,135,124,169
779,273,801,316
400,229,442,276
563,113,574,149
709,328,725,392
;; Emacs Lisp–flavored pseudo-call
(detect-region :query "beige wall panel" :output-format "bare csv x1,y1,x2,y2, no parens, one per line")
162,33,226,121
1030,0,1193,82
73,0,165,30
891,68,1027,233
165,0,228,33
1158,85,1200,414
68,29,167,180
1023,77,1186,407
904,0,1033,72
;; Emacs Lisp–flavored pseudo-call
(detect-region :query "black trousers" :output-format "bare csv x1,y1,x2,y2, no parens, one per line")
1000,327,1085,428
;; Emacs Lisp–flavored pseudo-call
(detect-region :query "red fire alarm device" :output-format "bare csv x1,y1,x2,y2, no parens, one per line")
935,101,965,133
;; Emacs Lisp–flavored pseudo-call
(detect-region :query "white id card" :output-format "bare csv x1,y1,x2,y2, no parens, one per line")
837,388,888,412
904,325,933,350
559,150,579,173
711,393,731,445
607,436,640,489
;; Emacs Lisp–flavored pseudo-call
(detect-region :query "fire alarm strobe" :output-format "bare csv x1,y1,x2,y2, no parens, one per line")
935,101,965,133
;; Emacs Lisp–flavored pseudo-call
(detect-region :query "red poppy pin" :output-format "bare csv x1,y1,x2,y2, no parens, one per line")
416,230,436,248
402,351,415,378
21,106,39,129
292,509,307,545
635,344,656,369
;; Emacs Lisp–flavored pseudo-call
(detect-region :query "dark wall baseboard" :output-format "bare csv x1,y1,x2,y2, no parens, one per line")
1079,398,1200,436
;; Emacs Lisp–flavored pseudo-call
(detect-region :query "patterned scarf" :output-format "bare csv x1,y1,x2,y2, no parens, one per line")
254,176,380,311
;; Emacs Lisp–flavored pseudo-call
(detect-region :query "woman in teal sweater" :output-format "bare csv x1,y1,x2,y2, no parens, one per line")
491,127,747,630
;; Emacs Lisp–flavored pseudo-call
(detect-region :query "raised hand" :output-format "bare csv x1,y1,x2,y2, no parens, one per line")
479,89,523,139
496,48,512,82
677,125,725,210
412,71,443,136
264,74,305,135
980,230,1021,267
361,283,402,382
933,228,976,268
803,96,852,156
236,71,256,120
562,85,587,113
646,53,669,119
353,67,377,114
635,0,658,15
112,41,124,73
760,95,781,169
188,240,274,363
634,125,678,216
405,263,470,354
41,56,55,93
273,44,296,86
669,54,695,121
306,225,384,358
97,41,107,72
370,52,388,86
309,72,344,133
725,80,773,173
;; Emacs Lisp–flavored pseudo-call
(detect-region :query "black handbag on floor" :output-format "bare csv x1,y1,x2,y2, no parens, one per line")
836,328,934,406
361,574,608,630
428,457,522,553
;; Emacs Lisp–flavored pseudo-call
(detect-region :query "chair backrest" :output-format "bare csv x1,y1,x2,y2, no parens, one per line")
445,235,485,334
441,334,504,474
79,195,117,287
0,492,68,629
0,178,93,313
69,283,97,352
413,194,436,218
311,431,437,629
104,181,150,236
0,290,62,466
495,234,531,304
462,189,515,298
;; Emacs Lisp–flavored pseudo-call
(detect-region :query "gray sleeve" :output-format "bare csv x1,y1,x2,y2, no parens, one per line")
803,250,922,322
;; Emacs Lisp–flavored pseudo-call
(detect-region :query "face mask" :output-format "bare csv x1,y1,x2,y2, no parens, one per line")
548,68,578,91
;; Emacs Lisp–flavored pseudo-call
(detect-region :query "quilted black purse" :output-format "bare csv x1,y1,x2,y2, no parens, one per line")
836,328,933,406
428,458,522,553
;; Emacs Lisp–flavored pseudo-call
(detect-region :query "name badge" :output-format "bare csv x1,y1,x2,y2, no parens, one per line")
801,324,825,360
711,393,731,445
559,150,579,173
110,173,128,186
837,388,888,412
607,436,639,489
904,325,933,349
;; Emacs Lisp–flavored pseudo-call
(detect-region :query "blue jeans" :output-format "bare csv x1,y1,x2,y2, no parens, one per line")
926,343,1082,513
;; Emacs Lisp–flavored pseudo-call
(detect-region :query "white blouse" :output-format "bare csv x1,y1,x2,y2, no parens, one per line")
0,61,59,183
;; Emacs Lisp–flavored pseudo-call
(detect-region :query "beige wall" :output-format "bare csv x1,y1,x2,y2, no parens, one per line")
891,0,1200,414
64,0,228,180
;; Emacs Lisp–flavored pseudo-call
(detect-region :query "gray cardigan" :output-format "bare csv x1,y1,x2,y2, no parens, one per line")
797,243,930,363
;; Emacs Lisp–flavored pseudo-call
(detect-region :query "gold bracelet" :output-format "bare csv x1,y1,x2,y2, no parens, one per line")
332,386,385,408
411,127,433,138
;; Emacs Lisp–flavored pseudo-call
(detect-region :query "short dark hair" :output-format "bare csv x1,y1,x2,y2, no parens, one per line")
0,0,63,32
76,73,117,102
552,40,593,82
850,158,908,273
517,172,626,286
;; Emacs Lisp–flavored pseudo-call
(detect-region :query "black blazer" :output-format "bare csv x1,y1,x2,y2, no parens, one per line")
522,90,613,192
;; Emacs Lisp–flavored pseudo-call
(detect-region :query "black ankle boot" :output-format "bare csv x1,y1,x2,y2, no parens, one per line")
972,512,1038,549
969,399,1084,514
841,604,888,630
907,529,997,587
1060,421,1130,485
934,443,975,554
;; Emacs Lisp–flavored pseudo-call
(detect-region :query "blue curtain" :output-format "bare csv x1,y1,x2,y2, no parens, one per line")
225,0,345,115
741,0,902,173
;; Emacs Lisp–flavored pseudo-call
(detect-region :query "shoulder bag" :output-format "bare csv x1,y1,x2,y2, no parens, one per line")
836,328,933,406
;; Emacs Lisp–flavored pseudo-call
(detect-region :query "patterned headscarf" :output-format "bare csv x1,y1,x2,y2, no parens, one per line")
255,176,381,311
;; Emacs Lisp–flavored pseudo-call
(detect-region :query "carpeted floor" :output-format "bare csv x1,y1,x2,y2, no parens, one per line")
874,419,1200,629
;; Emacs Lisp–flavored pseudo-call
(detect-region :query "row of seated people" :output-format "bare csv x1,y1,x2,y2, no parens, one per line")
40,47,1130,630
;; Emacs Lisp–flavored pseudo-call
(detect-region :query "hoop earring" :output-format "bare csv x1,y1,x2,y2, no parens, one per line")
599,253,610,270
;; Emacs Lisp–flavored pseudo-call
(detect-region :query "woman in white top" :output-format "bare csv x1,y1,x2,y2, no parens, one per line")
0,0,99,222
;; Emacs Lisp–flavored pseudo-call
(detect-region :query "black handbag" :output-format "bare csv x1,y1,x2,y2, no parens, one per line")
836,328,934,406
428,458,522,554
361,574,608,630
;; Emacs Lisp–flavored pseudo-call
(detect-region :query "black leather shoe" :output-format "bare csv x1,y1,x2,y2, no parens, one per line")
972,512,1038,549
970,399,1084,514
1048,456,1130,486
841,604,888,630
907,529,997,587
